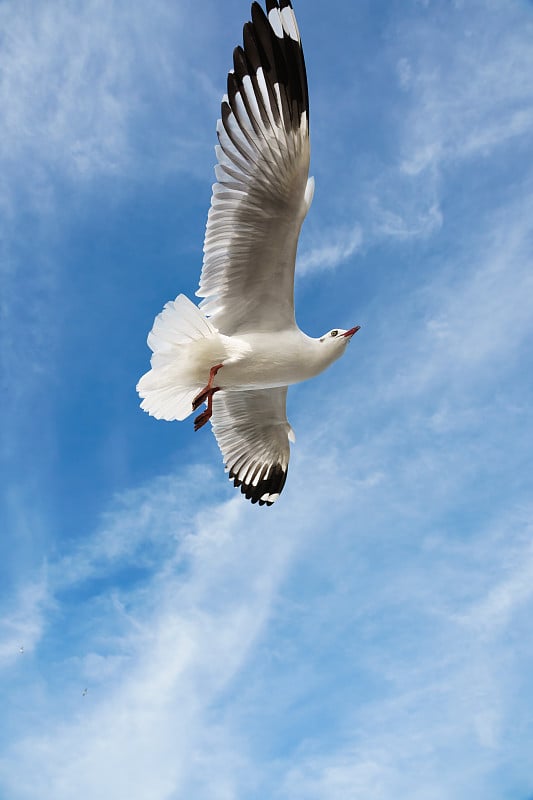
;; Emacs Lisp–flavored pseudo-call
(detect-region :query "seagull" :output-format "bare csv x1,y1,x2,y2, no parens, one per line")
137,0,360,506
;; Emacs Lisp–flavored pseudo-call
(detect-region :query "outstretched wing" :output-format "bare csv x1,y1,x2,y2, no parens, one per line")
196,0,313,336
211,386,294,505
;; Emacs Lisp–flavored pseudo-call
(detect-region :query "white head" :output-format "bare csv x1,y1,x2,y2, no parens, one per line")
316,325,361,365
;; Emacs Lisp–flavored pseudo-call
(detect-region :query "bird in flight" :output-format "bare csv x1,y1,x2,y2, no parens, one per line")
137,0,360,506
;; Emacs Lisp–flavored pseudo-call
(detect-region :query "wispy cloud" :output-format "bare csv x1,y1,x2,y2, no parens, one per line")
0,467,306,799
311,1,533,256
394,2,533,175
0,0,215,463
0,0,205,213
0,578,49,668
368,192,443,241
382,191,533,401
278,509,533,800
455,515,533,638
298,225,363,275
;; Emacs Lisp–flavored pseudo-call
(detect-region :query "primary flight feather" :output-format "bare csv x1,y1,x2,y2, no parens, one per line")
137,0,360,506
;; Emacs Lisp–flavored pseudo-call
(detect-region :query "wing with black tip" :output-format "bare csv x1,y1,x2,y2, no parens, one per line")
211,386,293,505
197,0,313,335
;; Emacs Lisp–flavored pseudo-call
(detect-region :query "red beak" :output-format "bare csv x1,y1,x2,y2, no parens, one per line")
343,326,361,338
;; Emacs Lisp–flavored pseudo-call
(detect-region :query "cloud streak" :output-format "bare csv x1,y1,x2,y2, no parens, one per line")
0,0,199,207
298,225,363,275
0,0,214,467
0,469,306,799
394,1,533,175
303,0,533,266
278,509,533,800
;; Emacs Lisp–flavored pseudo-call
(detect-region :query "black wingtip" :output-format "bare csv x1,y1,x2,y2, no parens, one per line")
242,0,308,134
229,462,288,507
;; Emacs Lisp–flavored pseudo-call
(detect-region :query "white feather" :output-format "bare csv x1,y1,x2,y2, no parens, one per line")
137,295,220,421
281,6,300,41
268,8,284,39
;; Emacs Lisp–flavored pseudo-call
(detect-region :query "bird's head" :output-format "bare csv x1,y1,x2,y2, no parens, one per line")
319,326,360,345
317,325,361,364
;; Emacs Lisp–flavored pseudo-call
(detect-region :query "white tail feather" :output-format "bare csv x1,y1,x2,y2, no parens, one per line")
138,380,200,422
137,295,218,421
148,294,217,360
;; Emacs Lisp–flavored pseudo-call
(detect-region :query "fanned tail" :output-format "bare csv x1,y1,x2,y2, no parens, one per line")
137,294,218,421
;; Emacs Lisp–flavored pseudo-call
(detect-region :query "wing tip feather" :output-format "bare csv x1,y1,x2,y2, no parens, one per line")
229,462,288,506
226,0,308,137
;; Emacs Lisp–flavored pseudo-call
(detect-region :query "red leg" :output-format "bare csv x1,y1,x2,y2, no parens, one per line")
194,387,220,431
192,363,223,411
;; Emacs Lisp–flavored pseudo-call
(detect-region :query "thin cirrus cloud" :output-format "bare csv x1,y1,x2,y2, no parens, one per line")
0,580,48,669
0,0,215,463
0,0,196,200
0,464,335,800
379,192,533,402
393,2,533,176
298,225,363,275
346,0,533,255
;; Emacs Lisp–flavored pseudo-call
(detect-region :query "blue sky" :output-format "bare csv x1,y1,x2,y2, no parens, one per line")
1,0,533,797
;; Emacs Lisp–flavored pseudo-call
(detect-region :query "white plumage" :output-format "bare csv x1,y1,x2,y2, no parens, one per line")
137,0,360,506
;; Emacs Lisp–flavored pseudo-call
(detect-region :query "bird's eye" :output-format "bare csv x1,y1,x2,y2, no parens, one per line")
331,330,338,337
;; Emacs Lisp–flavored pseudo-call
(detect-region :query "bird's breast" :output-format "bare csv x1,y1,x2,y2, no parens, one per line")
216,332,322,390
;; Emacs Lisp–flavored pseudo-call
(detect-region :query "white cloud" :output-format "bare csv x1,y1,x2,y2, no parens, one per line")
0,0,214,461
0,467,308,799
0,0,226,237
335,1,533,249
455,515,533,638
369,193,442,240
395,3,533,174
298,225,363,275
0,423,397,800
0,0,192,204
276,504,533,800
359,184,533,411
0,578,49,668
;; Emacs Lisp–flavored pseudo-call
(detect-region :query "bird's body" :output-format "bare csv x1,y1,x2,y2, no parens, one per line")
217,329,349,389
138,294,355,404
137,0,360,505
